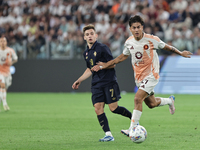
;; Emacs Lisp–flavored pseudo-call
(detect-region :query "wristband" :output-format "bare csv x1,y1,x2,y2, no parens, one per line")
99,66,103,70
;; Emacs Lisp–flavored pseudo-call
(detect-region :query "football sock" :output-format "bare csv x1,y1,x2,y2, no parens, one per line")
158,98,172,106
2,89,7,106
112,106,132,119
105,131,113,137
97,113,110,133
130,109,142,128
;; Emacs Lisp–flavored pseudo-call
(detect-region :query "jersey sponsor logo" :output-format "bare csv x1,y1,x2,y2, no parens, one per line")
140,85,145,88
94,51,97,56
143,44,149,50
1,57,6,62
135,52,142,59
130,46,134,49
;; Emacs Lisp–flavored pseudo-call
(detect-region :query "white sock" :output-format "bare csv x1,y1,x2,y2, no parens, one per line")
2,89,7,106
130,109,142,129
159,98,172,106
105,131,113,137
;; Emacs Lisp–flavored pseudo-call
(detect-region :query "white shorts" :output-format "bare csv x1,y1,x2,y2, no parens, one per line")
136,75,159,95
0,74,12,89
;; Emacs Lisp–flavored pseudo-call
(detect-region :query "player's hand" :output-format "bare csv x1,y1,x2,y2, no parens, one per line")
72,80,81,90
91,65,102,72
96,61,106,67
181,51,193,58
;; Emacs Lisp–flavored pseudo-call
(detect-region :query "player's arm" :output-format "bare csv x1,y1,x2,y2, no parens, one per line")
6,48,18,66
91,53,128,72
103,53,129,67
72,68,92,90
6,58,18,66
11,59,18,65
91,64,116,72
163,44,192,58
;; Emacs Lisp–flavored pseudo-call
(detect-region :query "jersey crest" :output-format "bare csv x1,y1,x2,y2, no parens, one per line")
94,51,97,57
143,45,149,50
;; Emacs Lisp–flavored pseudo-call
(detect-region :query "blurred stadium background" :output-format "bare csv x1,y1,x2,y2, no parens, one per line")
0,0,200,93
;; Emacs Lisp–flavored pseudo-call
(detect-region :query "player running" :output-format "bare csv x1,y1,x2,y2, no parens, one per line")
72,24,132,142
91,15,192,136
0,37,18,111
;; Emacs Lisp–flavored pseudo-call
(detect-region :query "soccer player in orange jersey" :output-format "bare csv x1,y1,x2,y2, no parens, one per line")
91,15,192,136
0,37,18,111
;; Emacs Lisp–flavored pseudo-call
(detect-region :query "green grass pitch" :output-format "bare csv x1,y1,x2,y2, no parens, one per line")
0,93,199,150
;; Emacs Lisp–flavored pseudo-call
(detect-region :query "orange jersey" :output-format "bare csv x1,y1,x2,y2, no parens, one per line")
123,33,165,83
0,47,18,76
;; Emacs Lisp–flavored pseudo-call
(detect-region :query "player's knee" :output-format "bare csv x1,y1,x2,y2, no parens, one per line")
0,83,5,89
110,106,118,112
109,103,118,112
134,97,142,105
94,106,104,115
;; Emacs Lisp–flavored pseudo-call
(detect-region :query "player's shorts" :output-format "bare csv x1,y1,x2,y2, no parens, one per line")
0,74,12,89
91,82,121,105
136,75,159,96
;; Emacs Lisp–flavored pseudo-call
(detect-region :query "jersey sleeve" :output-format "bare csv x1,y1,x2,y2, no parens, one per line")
122,42,131,55
83,51,90,68
10,48,18,60
102,45,113,61
149,35,166,50
158,39,166,49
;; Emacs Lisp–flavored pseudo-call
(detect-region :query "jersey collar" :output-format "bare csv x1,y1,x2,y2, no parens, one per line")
86,41,98,51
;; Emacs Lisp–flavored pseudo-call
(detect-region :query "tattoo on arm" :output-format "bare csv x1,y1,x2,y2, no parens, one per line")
171,47,175,52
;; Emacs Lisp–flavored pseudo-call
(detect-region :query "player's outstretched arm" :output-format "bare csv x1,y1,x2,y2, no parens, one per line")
163,44,193,58
91,54,129,72
72,68,92,90
91,64,116,72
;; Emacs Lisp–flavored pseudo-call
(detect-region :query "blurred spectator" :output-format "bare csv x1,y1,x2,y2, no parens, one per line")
18,20,30,38
111,0,120,15
27,31,45,59
67,19,77,33
110,32,122,58
172,0,188,13
59,17,68,33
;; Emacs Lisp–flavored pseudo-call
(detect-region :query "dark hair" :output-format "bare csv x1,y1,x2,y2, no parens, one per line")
83,24,96,34
129,15,144,27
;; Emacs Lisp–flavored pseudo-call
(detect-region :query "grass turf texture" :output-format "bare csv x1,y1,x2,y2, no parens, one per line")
0,93,199,150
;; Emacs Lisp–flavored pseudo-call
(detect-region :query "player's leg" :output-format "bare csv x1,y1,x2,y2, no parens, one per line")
0,75,9,111
92,88,114,142
107,83,132,119
0,82,9,111
95,102,114,142
108,102,132,119
130,89,148,127
121,89,148,136
144,94,175,114
0,75,3,110
2,75,12,111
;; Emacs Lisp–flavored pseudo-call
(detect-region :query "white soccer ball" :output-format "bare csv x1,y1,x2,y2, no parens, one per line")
129,125,147,143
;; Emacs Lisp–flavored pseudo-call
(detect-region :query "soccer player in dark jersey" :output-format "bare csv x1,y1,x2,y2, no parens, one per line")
72,24,132,142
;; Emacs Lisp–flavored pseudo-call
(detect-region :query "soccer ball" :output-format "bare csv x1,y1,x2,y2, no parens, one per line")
129,125,147,143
